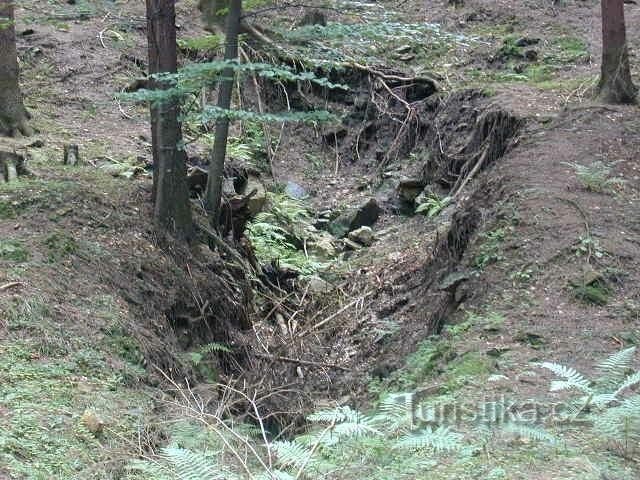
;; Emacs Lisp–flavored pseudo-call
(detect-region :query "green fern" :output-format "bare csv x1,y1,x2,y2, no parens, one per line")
128,447,236,480
535,361,593,393
593,395,640,453
597,346,636,387
394,426,462,452
500,423,557,445
272,440,316,470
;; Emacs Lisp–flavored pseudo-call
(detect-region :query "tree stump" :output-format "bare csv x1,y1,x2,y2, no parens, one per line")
63,144,81,165
0,150,26,183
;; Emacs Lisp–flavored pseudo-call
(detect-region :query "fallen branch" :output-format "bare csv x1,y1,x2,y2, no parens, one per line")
298,291,372,338
254,353,349,371
0,282,25,291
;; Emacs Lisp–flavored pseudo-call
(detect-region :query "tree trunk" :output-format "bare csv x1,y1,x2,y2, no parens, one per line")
146,0,193,240
0,1,32,137
204,0,242,228
598,0,637,104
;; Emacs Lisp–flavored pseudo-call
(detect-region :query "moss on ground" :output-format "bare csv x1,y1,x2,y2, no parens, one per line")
0,298,156,479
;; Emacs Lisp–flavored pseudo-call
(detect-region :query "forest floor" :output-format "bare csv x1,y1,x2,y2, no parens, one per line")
1,0,640,479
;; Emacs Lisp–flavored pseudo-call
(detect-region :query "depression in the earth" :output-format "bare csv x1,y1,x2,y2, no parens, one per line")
0,0,639,478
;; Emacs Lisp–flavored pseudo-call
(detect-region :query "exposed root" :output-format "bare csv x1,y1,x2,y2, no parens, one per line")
421,95,522,194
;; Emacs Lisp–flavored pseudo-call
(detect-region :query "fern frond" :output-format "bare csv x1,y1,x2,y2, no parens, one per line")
200,342,232,354
255,471,297,480
593,395,640,443
307,406,359,424
368,393,414,433
160,447,232,480
614,371,640,398
535,362,592,393
127,460,173,480
271,440,316,470
394,426,462,452
597,347,636,386
501,423,557,445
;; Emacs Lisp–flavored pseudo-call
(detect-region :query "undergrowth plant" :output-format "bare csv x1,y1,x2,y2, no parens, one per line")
415,194,451,218
537,346,640,455
245,193,336,275
563,160,624,193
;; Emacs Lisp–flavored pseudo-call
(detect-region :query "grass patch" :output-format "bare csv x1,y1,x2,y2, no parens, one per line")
442,352,494,392
44,231,79,262
0,239,30,262
0,298,155,479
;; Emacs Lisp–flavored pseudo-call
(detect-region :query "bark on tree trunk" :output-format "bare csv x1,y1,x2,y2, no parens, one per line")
146,0,193,240
204,0,242,229
598,0,637,104
0,1,32,137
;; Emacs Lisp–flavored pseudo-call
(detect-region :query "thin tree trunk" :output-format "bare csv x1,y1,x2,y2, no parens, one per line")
0,1,32,137
598,0,637,104
204,0,242,228
146,0,193,240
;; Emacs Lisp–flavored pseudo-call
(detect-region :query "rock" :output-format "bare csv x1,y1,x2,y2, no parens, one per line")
524,49,538,62
306,275,333,294
395,44,413,55
285,181,306,199
348,226,375,246
308,230,338,257
342,238,363,251
397,177,424,203
398,54,415,62
438,270,471,291
329,198,381,238
515,37,540,47
244,175,267,215
571,269,605,287
222,177,236,196
81,409,104,435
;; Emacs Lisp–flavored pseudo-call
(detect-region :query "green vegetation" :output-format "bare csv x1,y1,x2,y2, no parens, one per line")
415,193,451,217
537,347,640,456
473,226,513,268
468,34,589,88
0,298,152,479
44,231,78,262
0,239,29,262
246,192,337,275
177,34,222,55
564,160,624,193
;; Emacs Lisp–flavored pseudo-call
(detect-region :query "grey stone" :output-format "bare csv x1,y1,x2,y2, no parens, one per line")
244,175,267,215
285,181,307,199
342,238,363,251
306,275,333,294
329,198,381,238
348,226,375,246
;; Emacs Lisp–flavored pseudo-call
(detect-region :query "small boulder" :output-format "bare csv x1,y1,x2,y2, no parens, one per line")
306,275,333,294
342,238,363,251
81,409,104,435
398,177,425,203
244,175,267,215
285,181,307,199
329,198,381,238
348,226,375,246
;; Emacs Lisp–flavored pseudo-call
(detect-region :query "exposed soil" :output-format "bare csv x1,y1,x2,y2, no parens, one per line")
1,0,640,478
